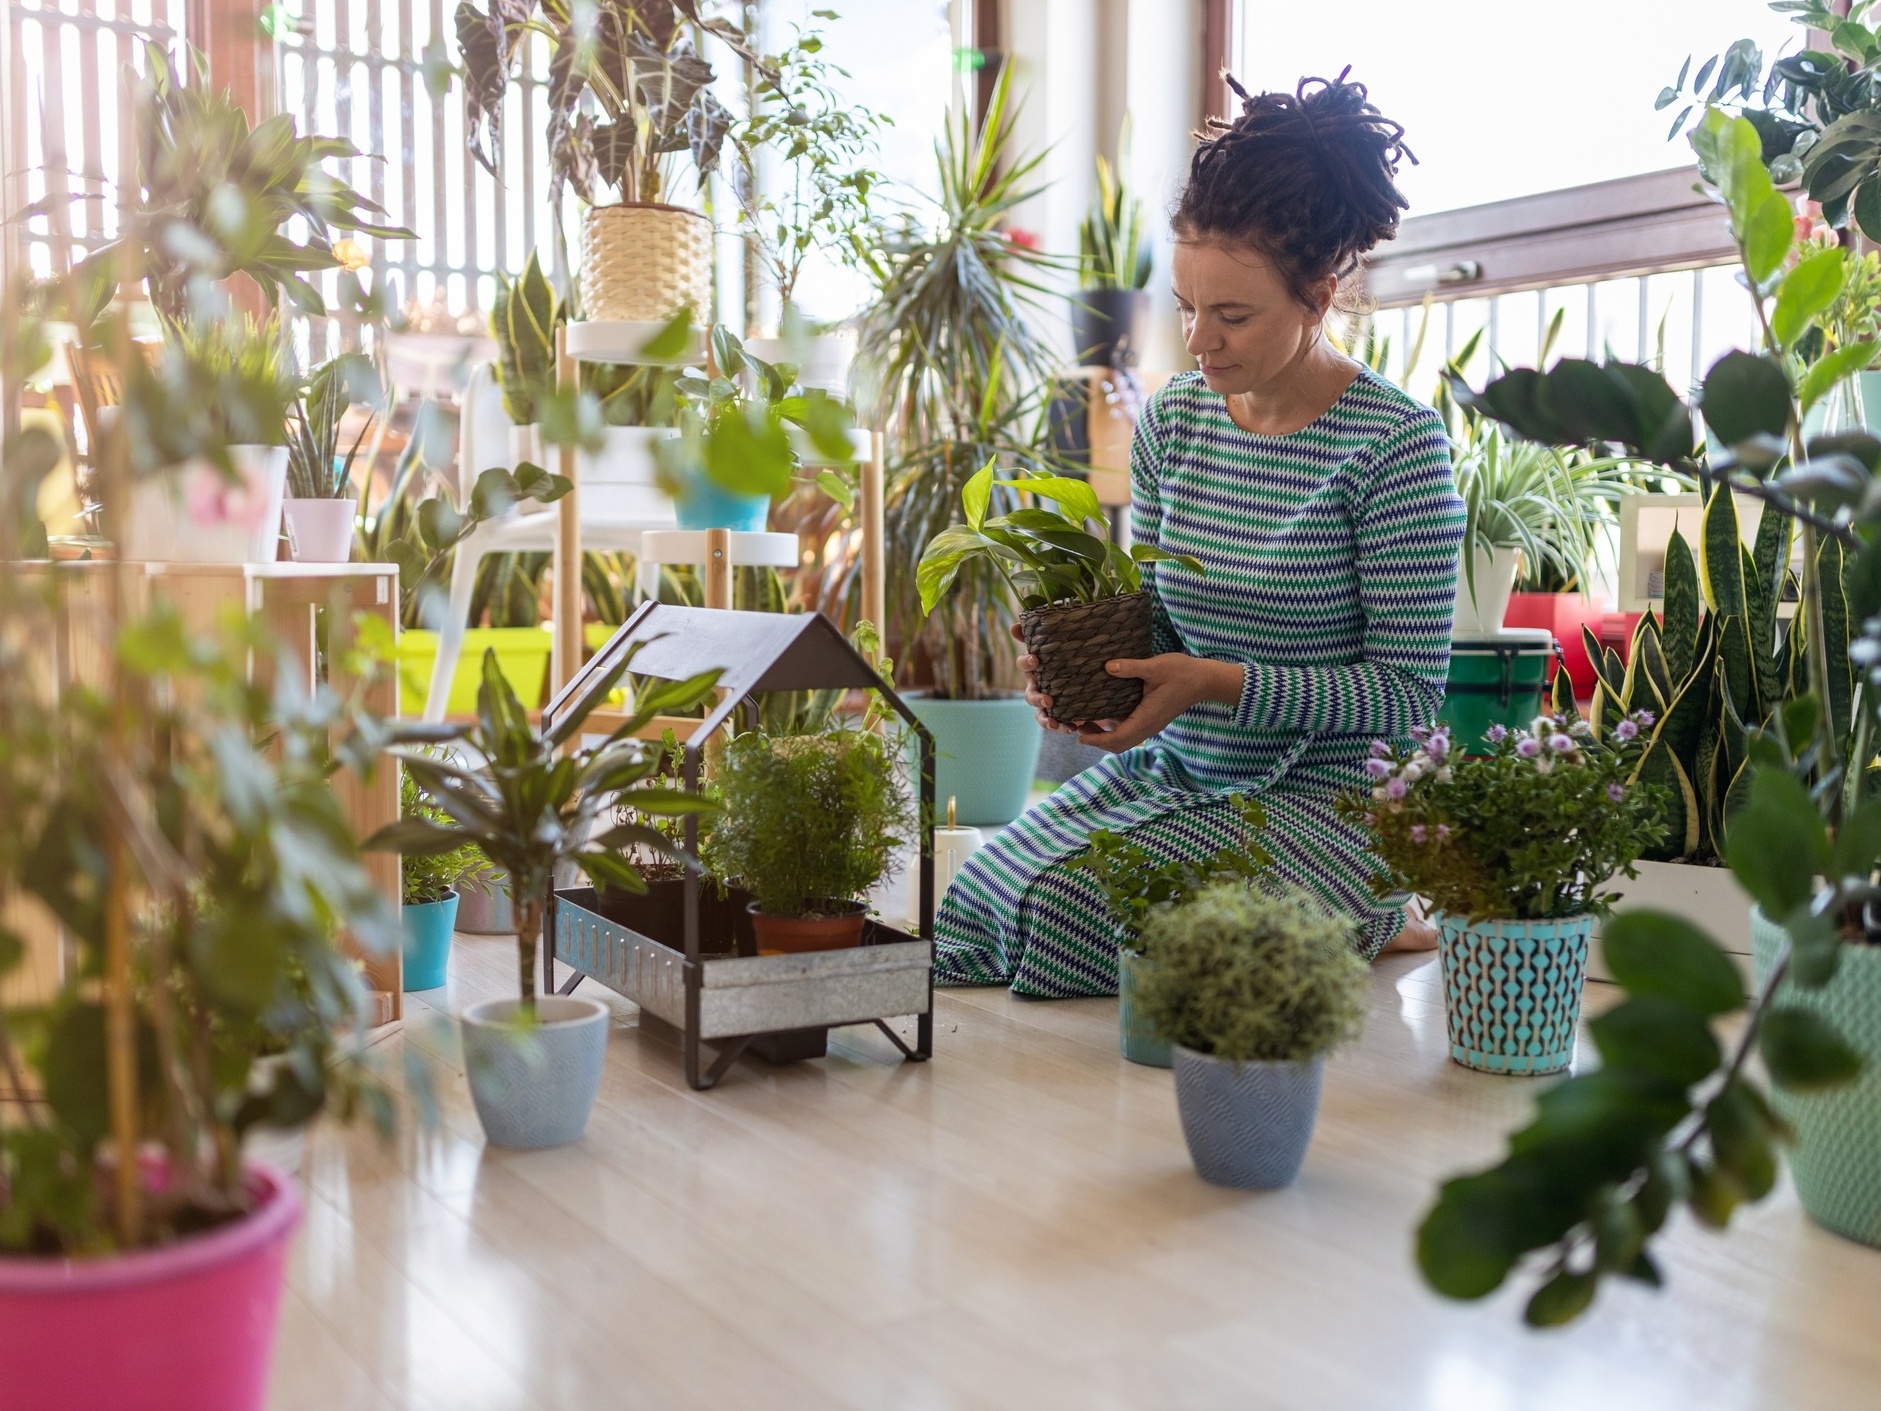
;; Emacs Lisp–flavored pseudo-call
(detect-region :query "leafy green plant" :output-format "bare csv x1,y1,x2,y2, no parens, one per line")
1077,122,1150,291
701,726,914,920
1065,796,1273,951
286,352,383,499
382,462,571,630
72,44,408,323
400,766,482,906
1132,884,1369,1064
916,461,1199,615
730,12,889,312
492,253,561,428
1339,718,1666,923
371,647,722,1013
156,313,297,448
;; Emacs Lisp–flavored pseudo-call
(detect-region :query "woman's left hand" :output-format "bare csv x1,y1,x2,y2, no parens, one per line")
1076,654,1245,753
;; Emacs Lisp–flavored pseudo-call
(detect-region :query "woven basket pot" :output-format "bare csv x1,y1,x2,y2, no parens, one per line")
1435,912,1592,1074
1752,908,1881,1247
1019,590,1153,725
578,203,714,323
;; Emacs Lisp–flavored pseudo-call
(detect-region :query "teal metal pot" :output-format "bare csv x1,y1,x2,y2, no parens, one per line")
1752,908,1881,1247
401,893,459,991
1118,948,1171,1067
1435,912,1593,1074
903,693,1043,827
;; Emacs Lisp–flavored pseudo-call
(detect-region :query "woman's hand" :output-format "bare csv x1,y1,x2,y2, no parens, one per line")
1074,654,1246,753
1011,623,1086,735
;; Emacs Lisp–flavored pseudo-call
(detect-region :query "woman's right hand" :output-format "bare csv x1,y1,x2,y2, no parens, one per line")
1011,623,1086,735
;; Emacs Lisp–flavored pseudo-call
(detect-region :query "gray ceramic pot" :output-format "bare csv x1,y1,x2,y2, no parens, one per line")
460,995,609,1149
1172,1046,1324,1189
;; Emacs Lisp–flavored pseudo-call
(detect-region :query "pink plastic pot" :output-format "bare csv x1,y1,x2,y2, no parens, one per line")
0,1160,302,1411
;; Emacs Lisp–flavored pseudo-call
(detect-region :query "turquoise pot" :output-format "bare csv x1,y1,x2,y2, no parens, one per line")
673,471,770,532
401,892,459,991
1435,912,1592,1075
1752,908,1881,1247
1119,948,1171,1067
904,693,1043,827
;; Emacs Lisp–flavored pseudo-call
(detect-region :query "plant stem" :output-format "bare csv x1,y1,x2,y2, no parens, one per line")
517,895,540,1017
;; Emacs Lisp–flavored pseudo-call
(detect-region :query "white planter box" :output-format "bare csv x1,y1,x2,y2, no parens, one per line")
1593,859,1753,984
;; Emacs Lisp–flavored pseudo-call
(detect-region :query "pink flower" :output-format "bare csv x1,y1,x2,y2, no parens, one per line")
1369,740,1393,759
1385,777,1407,800
1007,227,1042,250
1410,725,1432,744
1516,736,1541,758
1364,757,1393,779
1614,719,1638,742
1608,783,1626,802
1634,710,1656,727
1548,734,1574,753
1435,824,1451,841
1486,724,1509,744
1426,731,1450,764
1410,824,1427,843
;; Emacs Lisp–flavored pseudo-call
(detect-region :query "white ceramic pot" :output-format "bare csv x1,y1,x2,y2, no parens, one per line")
281,498,356,563
1592,860,1754,984
577,426,680,524
122,445,287,564
508,423,543,471
460,995,610,1149
744,333,856,396
1452,544,1522,636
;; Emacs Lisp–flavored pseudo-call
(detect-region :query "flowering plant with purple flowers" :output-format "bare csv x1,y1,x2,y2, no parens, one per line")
1335,714,1668,922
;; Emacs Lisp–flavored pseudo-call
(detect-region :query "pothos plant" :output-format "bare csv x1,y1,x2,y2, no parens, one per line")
1414,108,1873,1327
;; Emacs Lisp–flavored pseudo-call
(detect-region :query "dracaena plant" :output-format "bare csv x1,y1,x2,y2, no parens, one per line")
916,462,1199,616
1414,109,1875,1328
456,0,760,208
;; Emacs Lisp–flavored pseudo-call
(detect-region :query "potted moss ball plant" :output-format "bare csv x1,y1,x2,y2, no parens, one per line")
398,766,482,992
702,725,915,955
1134,884,1369,1189
918,462,1200,726
1066,796,1272,1067
1339,715,1665,1075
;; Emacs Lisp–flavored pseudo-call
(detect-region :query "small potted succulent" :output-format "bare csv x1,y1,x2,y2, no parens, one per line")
282,351,381,562
1066,796,1272,1067
1338,715,1666,1075
917,462,1200,726
372,647,719,1148
1134,884,1370,1189
701,724,915,955
397,766,482,991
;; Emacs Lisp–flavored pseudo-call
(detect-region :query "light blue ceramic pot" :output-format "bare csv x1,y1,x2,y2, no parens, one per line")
460,995,609,1149
1118,948,1171,1067
1435,912,1592,1075
1172,1046,1323,1189
903,693,1043,827
672,472,770,532
401,893,458,991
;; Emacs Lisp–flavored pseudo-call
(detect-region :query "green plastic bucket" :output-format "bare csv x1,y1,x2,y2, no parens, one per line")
1438,629,1555,752
397,627,554,715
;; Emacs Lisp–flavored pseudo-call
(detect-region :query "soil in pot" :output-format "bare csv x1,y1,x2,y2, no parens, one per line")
747,899,866,955
460,995,610,1149
1020,591,1154,726
1172,1047,1324,1189
1435,912,1592,1074
0,1161,302,1411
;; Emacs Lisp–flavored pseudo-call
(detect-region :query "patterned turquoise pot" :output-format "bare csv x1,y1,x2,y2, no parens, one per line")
1752,908,1881,1247
1118,948,1171,1067
1172,1047,1323,1189
903,693,1043,826
1435,912,1592,1075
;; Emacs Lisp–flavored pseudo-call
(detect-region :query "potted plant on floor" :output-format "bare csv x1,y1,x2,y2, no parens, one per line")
371,647,719,1148
398,765,483,991
1072,119,1153,369
1066,796,1272,1066
283,351,381,562
1133,884,1370,1189
857,64,1068,825
701,723,915,955
1339,716,1665,1074
918,461,1202,727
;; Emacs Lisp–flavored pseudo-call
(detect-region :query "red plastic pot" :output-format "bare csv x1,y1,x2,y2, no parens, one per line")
0,1161,302,1411
1503,592,1609,699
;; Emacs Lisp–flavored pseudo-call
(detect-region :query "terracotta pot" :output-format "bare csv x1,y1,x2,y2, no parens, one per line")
747,900,866,955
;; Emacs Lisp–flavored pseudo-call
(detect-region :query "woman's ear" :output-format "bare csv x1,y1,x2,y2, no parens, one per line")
1308,275,1339,323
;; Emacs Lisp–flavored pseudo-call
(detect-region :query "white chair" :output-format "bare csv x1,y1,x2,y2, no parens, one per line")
421,361,679,720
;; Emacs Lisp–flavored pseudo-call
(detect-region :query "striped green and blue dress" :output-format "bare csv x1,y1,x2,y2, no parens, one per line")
932,367,1465,997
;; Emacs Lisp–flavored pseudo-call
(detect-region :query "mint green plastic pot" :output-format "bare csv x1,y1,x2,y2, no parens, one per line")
1118,948,1171,1067
903,693,1043,826
1752,908,1881,1247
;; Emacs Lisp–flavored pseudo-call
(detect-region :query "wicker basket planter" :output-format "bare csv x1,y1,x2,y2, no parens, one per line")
1019,590,1153,725
578,203,714,323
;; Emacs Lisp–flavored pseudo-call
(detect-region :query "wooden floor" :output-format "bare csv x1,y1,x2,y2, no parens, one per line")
266,933,1881,1411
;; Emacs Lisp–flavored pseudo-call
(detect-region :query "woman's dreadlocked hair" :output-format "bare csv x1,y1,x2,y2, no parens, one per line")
1175,67,1414,311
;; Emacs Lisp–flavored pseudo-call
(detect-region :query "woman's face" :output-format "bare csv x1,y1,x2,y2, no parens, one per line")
1171,238,1335,396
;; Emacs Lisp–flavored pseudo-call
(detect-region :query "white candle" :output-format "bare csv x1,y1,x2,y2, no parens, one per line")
934,824,986,902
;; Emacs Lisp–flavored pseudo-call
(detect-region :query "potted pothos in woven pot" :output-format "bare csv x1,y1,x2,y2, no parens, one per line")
1338,716,1665,1075
1066,796,1272,1068
1135,885,1369,1190
457,0,760,323
917,462,1201,727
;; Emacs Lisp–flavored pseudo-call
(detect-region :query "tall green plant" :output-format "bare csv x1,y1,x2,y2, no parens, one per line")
286,352,383,499
492,253,561,428
1077,122,1151,291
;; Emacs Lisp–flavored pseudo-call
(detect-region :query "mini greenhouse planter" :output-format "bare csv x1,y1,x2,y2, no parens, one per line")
1020,590,1153,725
1435,913,1593,1075
541,604,938,1091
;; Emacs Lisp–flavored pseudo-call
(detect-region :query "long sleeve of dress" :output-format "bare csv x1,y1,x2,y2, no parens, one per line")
1231,411,1462,736
1129,395,1185,657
